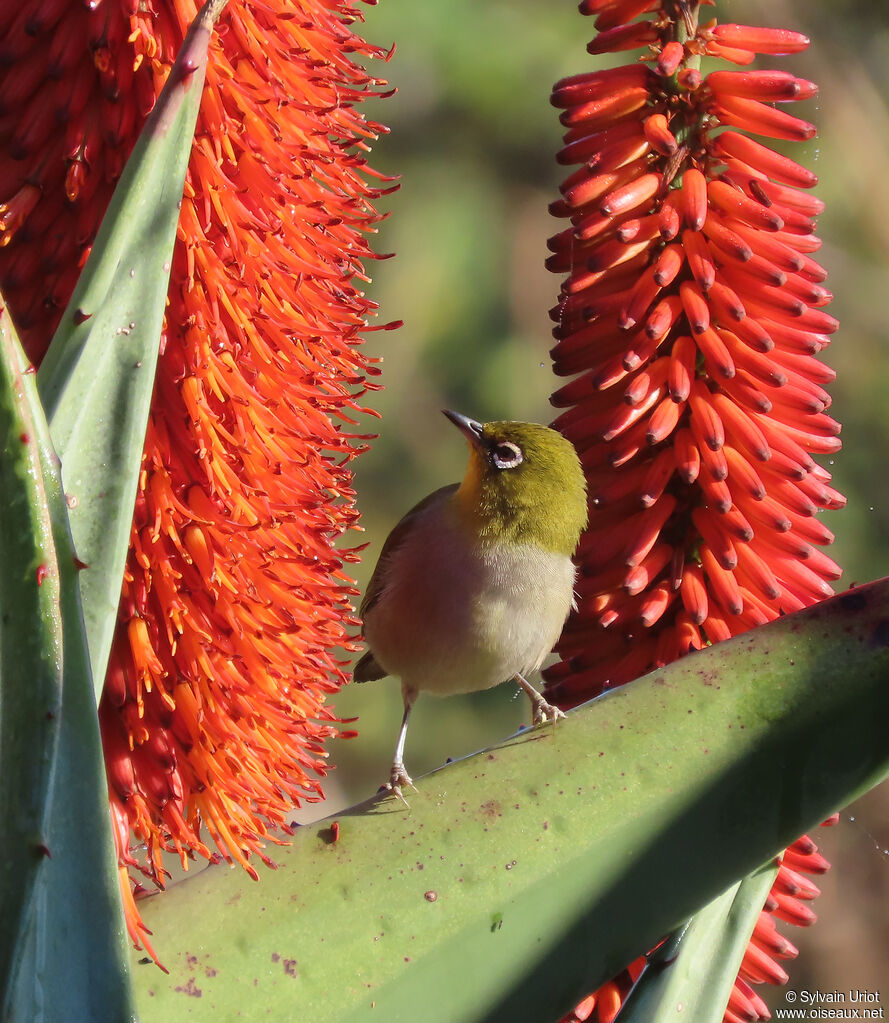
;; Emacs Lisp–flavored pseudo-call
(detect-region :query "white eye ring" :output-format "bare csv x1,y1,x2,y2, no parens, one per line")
491,441,523,470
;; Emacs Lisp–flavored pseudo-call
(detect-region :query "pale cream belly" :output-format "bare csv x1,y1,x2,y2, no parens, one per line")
363,518,576,696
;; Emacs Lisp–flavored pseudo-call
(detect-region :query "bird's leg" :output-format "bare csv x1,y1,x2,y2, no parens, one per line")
385,686,418,806
515,673,565,728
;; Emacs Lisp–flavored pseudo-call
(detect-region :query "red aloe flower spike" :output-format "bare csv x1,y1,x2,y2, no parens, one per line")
545,1,841,1020
0,0,393,957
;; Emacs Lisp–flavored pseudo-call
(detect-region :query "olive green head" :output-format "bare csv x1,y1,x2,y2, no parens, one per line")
444,410,587,555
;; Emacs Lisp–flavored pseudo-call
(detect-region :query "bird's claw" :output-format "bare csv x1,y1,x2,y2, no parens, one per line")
531,698,565,728
383,762,416,807
515,673,565,729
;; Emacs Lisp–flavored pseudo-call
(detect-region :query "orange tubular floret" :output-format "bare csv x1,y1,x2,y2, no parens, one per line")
710,22,810,55
706,69,818,102
643,113,678,154
681,168,708,231
713,94,817,142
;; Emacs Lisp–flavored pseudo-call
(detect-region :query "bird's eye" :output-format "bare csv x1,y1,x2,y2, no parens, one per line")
491,441,523,470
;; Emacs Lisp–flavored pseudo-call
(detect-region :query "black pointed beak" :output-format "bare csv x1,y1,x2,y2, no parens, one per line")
442,409,485,447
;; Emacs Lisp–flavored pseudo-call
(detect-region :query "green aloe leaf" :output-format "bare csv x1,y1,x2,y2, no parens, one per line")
36,0,226,702
616,864,779,1023
129,578,889,1023
0,302,135,1023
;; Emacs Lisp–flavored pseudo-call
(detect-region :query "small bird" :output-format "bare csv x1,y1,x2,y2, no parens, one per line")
354,410,588,802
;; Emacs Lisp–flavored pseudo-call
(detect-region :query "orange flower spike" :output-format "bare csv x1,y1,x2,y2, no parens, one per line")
0,0,393,960
546,1,840,1019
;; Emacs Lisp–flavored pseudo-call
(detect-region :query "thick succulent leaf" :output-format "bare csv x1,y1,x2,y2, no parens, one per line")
130,578,889,1023
617,863,779,1022
35,0,225,702
0,302,135,1023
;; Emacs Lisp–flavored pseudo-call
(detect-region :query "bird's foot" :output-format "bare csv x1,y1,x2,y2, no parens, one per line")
514,672,565,728
530,695,566,728
383,761,417,807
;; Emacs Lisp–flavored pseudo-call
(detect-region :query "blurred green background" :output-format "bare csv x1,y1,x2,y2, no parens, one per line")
310,0,889,1011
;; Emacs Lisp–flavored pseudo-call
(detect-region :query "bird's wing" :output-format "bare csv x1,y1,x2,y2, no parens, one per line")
359,483,458,618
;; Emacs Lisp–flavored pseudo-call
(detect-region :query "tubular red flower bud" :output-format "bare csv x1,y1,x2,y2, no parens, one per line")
697,326,736,379
734,177,826,220
557,120,646,165
680,563,709,624
710,392,770,461
730,222,805,273
619,269,663,330
680,280,711,335
551,64,653,108
658,192,682,239
587,21,659,55
753,910,798,952
713,94,817,142
735,252,788,287
701,546,744,616
587,235,656,273
724,445,767,499
692,508,736,568
616,213,662,244
706,69,818,102
741,492,794,534
783,844,832,874
639,581,674,626
687,382,726,450
736,542,782,601
673,428,701,484
730,315,775,354
705,42,757,66
740,941,791,986
776,864,822,899
579,1,625,16
646,395,683,445
707,281,746,323
711,23,810,55
640,447,676,506
643,294,684,341
677,67,703,89
593,0,660,33
727,979,759,1022
714,131,818,188
703,214,754,262
722,504,755,542
681,169,708,231
669,335,696,402
652,244,685,287
625,494,678,567
681,229,716,290
601,172,661,217
721,332,785,384
721,371,772,415
625,358,669,407
560,85,651,130
708,179,785,231
699,474,733,515
561,161,643,209
656,40,685,77
603,388,662,442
